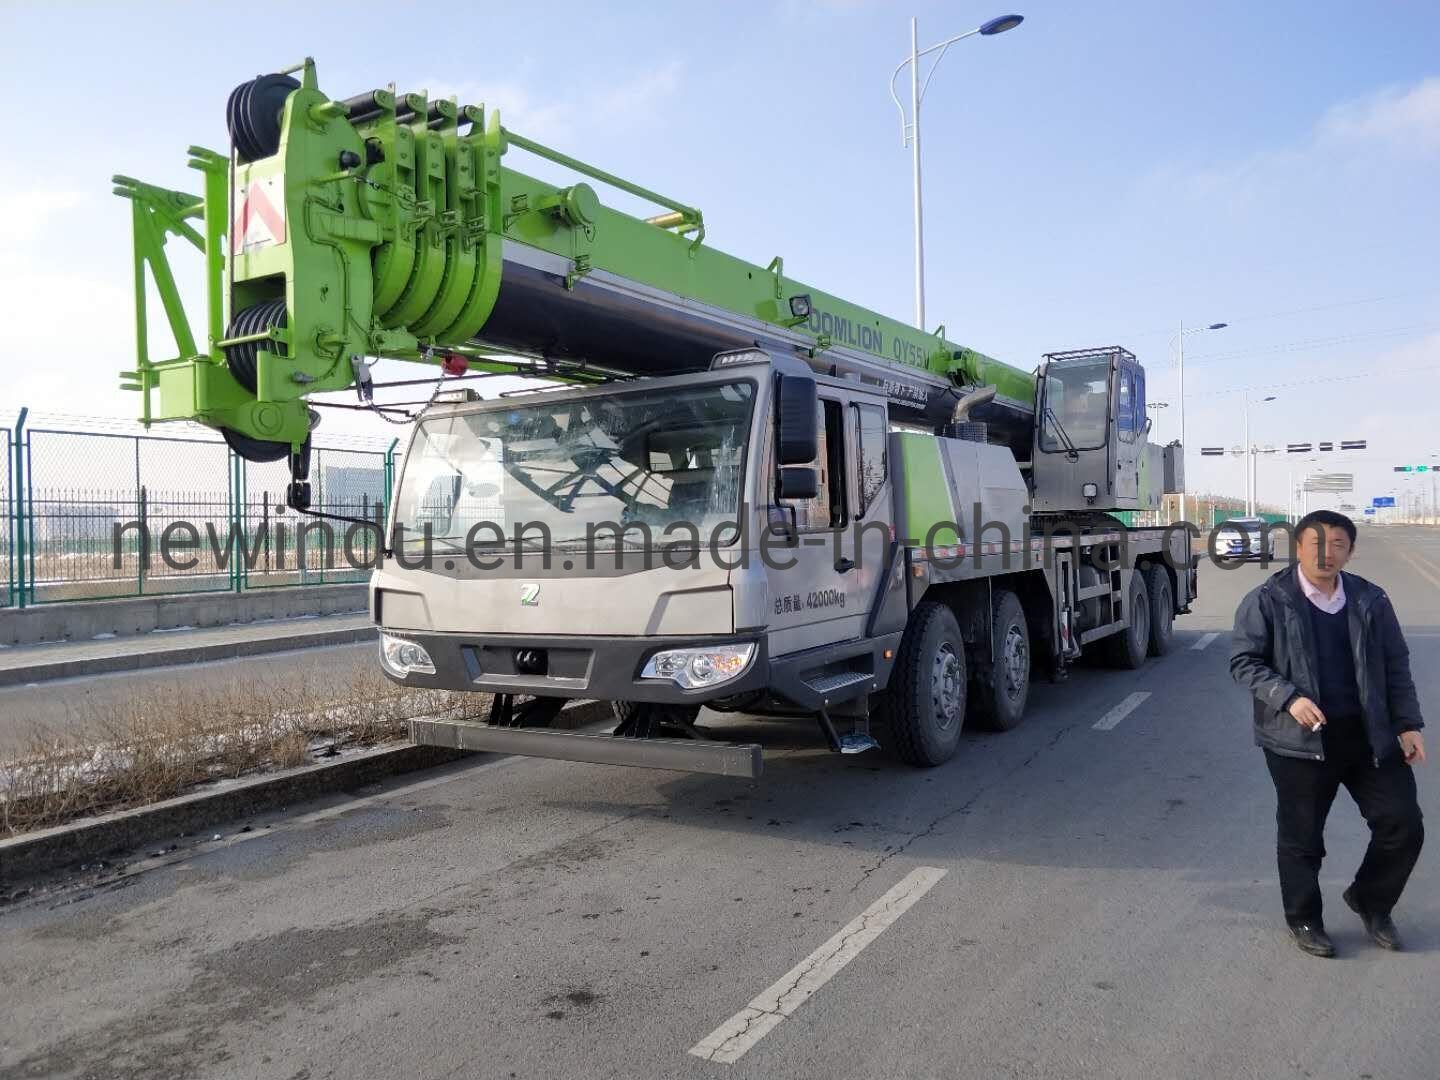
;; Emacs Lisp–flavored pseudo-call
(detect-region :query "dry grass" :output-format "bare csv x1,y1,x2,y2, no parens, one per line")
0,666,490,837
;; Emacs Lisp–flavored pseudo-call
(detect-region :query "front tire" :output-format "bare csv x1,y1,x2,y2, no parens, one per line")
611,701,701,737
973,590,1030,732
876,601,967,766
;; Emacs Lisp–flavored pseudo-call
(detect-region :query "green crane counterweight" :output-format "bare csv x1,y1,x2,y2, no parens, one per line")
114,59,1038,461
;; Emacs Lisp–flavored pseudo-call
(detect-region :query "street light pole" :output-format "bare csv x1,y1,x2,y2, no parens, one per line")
890,14,1023,330
1242,392,1277,516
1172,320,1227,526
909,17,925,330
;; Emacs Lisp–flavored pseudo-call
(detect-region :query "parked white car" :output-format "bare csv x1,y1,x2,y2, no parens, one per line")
1216,517,1276,559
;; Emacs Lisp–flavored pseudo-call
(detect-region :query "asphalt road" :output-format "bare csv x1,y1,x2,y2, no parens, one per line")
3,526,1438,1080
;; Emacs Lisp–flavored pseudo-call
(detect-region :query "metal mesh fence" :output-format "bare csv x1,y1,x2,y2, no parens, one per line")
239,447,388,589
5,422,396,605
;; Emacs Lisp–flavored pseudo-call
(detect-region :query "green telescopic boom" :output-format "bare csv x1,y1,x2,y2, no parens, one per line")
113,59,1038,458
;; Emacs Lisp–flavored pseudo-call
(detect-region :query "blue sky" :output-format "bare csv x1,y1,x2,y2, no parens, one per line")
2,0,1437,512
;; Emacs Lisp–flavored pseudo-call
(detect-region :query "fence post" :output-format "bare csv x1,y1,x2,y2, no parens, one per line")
137,485,148,595
134,438,144,596
228,447,242,593
12,407,26,608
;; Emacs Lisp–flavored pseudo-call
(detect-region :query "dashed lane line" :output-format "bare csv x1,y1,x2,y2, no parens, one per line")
1398,549,1440,591
688,866,948,1065
1192,632,1221,651
1092,691,1152,731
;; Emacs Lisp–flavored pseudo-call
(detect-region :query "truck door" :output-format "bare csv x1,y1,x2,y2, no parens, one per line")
1112,360,1143,503
766,389,891,656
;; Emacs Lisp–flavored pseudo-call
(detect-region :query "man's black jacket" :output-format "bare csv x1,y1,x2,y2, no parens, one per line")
1230,565,1424,762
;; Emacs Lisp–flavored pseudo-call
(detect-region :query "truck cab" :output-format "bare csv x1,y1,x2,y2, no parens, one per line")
371,352,908,743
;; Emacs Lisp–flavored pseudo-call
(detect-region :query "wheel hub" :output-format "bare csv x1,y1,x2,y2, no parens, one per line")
1001,625,1029,697
932,642,963,729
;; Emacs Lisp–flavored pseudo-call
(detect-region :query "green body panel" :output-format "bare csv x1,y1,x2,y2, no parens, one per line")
896,434,960,548
115,59,1038,448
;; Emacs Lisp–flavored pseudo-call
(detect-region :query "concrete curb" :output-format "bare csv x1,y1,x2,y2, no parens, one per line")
0,624,378,687
0,700,610,885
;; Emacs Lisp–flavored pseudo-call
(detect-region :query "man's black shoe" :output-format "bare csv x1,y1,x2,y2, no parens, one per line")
1287,922,1336,957
1344,886,1403,950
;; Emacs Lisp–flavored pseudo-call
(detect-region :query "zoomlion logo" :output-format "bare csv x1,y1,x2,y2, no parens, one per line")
520,583,540,606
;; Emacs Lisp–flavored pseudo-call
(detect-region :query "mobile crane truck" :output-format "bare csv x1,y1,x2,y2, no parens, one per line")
115,59,1195,778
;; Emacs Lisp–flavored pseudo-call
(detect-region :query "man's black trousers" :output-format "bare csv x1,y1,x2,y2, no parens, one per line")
1264,739,1424,925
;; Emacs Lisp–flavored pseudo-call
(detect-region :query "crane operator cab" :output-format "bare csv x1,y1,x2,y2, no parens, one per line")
1029,346,1174,514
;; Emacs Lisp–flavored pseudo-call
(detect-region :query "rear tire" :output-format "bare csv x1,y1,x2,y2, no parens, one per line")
1103,570,1150,670
876,601,966,766
1143,564,1174,657
973,590,1030,732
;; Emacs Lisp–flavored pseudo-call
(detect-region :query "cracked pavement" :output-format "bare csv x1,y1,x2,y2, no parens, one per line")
3,527,1439,1079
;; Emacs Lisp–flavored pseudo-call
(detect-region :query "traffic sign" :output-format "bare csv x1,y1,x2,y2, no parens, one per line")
1340,440,1366,450
1372,496,1396,508
1364,508,1376,516
1304,473,1353,492
1394,465,1431,472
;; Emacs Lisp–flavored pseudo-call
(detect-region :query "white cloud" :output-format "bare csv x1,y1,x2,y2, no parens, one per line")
1145,74,1440,206
0,187,90,246
416,61,683,144
1319,76,1440,154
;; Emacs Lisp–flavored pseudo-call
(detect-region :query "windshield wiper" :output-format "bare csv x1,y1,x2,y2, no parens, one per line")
1044,407,1081,459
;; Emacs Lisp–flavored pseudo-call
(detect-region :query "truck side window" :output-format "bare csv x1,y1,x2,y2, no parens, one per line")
778,399,847,530
854,403,887,517
1116,368,1137,444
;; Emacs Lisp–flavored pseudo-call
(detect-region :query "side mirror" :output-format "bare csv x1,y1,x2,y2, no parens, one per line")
776,374,818,465
777,465,818,501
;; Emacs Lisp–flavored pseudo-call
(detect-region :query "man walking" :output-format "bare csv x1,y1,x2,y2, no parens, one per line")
1231,510,1425,957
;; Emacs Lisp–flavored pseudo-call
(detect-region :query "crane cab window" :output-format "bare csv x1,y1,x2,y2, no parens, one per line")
776,399,848,530
1039,358,1110,453
1116,368,1137,443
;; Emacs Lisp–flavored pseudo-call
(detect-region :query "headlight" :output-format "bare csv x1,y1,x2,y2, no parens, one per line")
641,643,756,689
379,632,435,676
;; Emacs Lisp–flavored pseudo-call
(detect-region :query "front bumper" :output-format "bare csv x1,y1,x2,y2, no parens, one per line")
378,629,770,704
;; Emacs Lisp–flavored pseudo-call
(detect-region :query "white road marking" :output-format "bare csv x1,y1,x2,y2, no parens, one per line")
689,866,948,1065
1092,691,1152,731
1191,632,1221,651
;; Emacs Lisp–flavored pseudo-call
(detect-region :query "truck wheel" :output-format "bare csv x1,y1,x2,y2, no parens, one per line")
611,701,700,737
1103,570,1150,670
973,590,1030,731
876,601,966,766
1143,564,1174,657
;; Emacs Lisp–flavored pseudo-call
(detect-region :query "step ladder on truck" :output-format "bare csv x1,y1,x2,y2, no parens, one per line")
113,59,1196,778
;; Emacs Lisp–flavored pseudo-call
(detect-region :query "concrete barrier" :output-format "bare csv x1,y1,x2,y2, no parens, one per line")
0,584,368,646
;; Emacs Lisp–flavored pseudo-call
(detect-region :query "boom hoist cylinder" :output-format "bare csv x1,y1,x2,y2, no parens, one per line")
114,59,1040,496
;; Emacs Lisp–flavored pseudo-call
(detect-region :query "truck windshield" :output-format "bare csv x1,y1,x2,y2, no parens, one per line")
392,381,754,551
1039,359,1110,453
